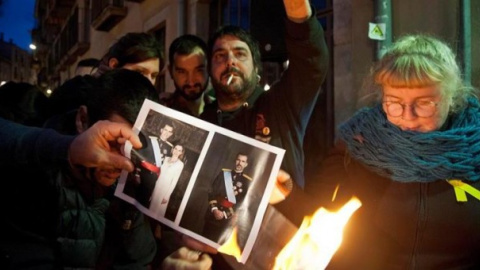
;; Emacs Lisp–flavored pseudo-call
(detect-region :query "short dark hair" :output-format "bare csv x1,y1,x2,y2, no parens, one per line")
162,121,175,132
105,32,163,68
207,25,262,75
77,58,100,68
168,34,207,66
87,69,160,125
236,152,249,161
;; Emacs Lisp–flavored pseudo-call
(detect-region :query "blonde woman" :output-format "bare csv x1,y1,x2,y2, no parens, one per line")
313,34,480,269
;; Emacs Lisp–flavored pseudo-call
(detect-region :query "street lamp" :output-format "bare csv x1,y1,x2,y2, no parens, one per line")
29,43,37,50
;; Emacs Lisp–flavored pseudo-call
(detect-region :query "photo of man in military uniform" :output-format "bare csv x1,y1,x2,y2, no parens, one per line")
124,122,175,208
155,123,174,164
202,152,252,244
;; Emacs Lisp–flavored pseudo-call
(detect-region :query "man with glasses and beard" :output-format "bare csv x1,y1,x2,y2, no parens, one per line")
161,34,214,117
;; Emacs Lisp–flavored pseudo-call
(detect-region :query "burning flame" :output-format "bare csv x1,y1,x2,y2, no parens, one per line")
218,226,242,261
273,197,362,270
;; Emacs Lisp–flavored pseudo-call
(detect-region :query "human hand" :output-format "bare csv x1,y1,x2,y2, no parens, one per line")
68,120,141,172
212,209,224,220
269,169,293,204
161,247,212,270
283,0,312,23
180,234,217,254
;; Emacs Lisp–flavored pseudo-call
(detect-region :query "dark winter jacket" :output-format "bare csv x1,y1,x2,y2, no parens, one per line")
0,118,156,269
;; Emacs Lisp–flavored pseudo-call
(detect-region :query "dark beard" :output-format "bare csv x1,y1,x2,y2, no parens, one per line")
212,70,257,103
175,81,208,101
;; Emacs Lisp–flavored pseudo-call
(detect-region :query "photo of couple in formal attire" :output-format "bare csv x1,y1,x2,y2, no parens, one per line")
115,99,284,263
119,104,209,222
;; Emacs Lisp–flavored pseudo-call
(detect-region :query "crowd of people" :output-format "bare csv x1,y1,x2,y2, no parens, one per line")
2,0,480,269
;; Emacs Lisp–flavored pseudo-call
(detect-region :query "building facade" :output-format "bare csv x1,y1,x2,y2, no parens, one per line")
0,33,34,85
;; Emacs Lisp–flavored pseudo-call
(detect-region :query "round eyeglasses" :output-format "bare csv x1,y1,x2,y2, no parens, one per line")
383,100,438,118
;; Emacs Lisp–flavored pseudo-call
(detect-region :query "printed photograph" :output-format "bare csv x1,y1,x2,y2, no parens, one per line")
115,99,284,263
180,133,278,254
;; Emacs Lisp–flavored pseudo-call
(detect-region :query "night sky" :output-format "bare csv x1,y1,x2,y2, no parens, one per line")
0,0,36,51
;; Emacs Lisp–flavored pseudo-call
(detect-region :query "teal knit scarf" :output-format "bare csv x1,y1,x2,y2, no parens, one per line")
339,97,480,182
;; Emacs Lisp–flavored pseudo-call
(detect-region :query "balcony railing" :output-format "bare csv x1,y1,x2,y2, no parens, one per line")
46,0,75,19
91,0,127,31
47,3,90,75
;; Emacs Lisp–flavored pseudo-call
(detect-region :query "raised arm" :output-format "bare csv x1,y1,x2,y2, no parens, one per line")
284,0,312,23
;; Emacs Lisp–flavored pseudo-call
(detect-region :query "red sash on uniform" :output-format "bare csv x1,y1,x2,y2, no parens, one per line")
220,198,234,208
141,160,160,176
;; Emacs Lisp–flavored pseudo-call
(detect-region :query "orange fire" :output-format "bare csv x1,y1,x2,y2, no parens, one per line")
273,197,362,270
218,226,242,261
